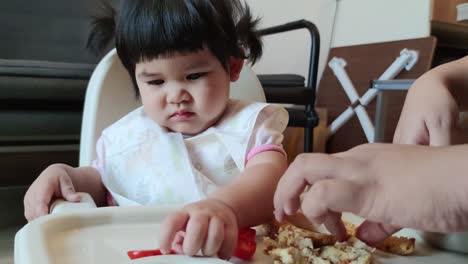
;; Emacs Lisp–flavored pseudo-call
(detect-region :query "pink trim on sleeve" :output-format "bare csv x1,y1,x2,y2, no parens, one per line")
245,144,287,165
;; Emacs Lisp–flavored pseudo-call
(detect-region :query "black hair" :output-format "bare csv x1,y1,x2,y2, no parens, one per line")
87,0,263,96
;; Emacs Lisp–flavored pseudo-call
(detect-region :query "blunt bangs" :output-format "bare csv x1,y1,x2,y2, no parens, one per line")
116,0,240,71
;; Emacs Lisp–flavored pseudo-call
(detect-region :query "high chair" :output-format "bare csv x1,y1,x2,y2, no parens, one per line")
14,49,272,264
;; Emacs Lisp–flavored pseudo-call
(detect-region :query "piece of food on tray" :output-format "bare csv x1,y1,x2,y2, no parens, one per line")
262,215,417,264
263,221,373,264
375,236,416,256
344,221,415,256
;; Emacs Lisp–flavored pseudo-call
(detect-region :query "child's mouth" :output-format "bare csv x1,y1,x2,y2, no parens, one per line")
170,111,195,121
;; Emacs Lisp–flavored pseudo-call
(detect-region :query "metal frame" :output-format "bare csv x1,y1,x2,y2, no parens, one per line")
258,20,320,152
372,79,415,142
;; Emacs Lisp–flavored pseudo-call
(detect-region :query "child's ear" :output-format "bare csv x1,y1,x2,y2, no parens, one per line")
228,57,244,82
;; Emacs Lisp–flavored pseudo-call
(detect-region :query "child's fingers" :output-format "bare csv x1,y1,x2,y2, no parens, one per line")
32,183,57,218
34,203,50,220
356,220,400,245
24,202,48,222
171,231,185,254
24,194,35,222
217,221,237,260
202,216,224,256
183,214,209,256
58,175,81,202
159,211,189,253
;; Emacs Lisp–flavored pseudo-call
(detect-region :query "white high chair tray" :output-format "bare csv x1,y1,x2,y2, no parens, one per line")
14,206,468,264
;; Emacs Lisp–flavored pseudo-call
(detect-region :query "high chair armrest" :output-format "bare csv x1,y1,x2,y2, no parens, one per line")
49,192,97,215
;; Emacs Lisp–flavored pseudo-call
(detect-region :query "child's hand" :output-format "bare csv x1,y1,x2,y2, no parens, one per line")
393,74,459,146
274,143,468,244
159,198,238,260
23,164,81,221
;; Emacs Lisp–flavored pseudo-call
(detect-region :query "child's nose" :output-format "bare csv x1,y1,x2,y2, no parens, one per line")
167,85,191,104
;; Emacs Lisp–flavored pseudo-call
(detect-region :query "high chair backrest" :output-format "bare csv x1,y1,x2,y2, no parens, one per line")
79,49,266,166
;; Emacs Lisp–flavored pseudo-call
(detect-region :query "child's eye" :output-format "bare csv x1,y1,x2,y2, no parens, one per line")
147,79,164,86
186,72,206,80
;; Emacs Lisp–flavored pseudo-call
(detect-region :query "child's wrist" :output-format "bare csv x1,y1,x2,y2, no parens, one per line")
207,196,239,226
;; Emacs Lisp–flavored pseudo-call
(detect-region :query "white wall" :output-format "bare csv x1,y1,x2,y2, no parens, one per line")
245,0,337,84
245,0,431,84
331,0,432,47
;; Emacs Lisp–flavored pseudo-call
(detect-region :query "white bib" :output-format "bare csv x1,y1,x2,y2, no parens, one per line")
97,100,269,206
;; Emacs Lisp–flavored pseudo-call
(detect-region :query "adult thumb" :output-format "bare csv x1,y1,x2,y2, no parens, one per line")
59,175,81,202
356,220,400,245
428,125,451,146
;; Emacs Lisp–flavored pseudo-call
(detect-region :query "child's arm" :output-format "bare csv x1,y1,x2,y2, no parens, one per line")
159,151,287,259
209,151,287,227
394,56,468,146
274,143,468,245
23,164,106,221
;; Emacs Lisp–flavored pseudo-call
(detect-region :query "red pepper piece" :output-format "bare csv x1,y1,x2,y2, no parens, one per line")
233,237,257,260
233,227,257,260
238,227,256,241
127,227,257,261
127,249,176,260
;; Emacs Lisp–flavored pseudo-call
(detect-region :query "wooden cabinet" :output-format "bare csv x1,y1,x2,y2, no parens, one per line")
432,0,468,24
431,0,468,67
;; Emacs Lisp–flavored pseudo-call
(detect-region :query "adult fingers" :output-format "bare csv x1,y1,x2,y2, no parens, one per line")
202,216,224,256
427,119,452,146
356,220,400,245
274,154,352,221
300,179,365,239
301,179,365,219
159,211,189,254
323,211,347,242
393,121,429,145
183,214,209,256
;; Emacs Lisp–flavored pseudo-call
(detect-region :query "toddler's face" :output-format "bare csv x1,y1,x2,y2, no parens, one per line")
135,48,242,135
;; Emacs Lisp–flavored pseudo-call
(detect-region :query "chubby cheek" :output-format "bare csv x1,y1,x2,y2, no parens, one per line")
140,90,166,122
202,88,229,113
204,78,229,101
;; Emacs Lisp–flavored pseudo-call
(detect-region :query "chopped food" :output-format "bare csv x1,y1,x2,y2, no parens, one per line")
344,221,415,256
263,221,373,264
263,218,416,264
